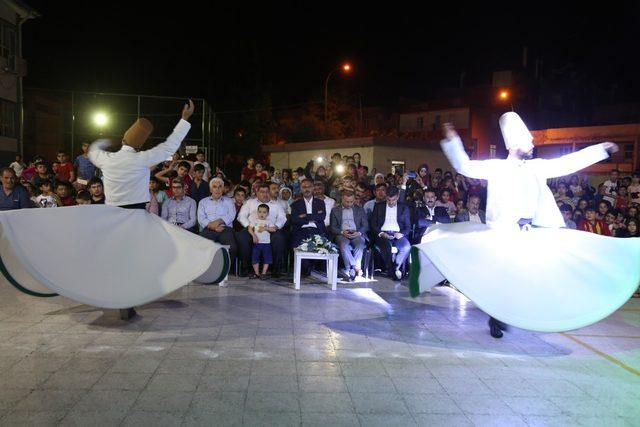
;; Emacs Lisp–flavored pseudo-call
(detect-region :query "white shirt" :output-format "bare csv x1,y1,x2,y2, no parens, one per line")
251,219,271,243
238,198,287,229
9,162,24,177
441,135,610,229
381,204,400,232
319,197,335,226
88,119,191,206
602,180,617,204
469,212,483,223
301,197,317,229
425,206,436,219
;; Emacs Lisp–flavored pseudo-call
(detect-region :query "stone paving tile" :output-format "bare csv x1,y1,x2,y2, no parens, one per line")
0,277,638,422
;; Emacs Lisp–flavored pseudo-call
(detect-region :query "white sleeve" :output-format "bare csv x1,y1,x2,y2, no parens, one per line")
87,139,111,169
238,200,252,228
274,204,287,229
137,119,191,167
534,143,609,179
440,136,496,180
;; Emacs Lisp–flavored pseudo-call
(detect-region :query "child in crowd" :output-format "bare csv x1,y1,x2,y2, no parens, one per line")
578,206,611,236
615,186,629,211
194,150,211,181
75,190,92,205
35,181,60,208
150,177,169,208
435,189,457,218
248,204,272,279
55,182,76,206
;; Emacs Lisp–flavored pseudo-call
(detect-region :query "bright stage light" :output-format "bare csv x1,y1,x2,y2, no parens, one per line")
93,112,109,128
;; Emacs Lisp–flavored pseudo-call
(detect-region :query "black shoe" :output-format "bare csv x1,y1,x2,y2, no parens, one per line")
119,308,137,321
249,272,260,279
348,268,356,281
488,318,503,339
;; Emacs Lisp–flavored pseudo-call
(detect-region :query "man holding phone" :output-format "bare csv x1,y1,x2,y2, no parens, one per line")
330,190,368,281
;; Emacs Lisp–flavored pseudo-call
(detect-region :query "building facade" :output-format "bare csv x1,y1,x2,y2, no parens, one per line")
0,0,38,164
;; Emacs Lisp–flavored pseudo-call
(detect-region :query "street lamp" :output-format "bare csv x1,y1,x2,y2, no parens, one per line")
498,90,513,111
324,63,352,123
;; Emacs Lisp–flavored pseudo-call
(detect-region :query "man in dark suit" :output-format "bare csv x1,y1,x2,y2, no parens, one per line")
371,186,411,281
454,195,486,224
330,190,368,281
291,178,327,274
412,190,451,243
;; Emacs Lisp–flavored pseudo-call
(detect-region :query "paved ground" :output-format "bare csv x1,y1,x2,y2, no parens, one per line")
0,274,638,426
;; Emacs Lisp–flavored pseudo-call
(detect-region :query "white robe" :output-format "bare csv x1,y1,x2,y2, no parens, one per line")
0,206,230,309
441,136,610,229
411,137,640,332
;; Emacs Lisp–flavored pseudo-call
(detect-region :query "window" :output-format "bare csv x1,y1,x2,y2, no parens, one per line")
560,146,572,156
0,20,16,71
489,144,496,159
391,160,405,175
624,143,634,160
416,116,424,130
0,100,17,138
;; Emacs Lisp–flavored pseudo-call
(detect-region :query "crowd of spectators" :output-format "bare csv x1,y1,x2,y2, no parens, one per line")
3,146,639,284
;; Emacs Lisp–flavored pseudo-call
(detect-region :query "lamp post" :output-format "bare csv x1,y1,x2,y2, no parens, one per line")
324,63,352,123
498,89,513,111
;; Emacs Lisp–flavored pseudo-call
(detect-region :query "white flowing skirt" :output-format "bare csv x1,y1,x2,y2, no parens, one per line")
410,222,640,332
0,205,230,309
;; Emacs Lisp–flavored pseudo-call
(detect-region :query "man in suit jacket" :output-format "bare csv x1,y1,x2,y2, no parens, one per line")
370,186,411,281
291,178,327,274
330,190,368,281
412,190,451,243
455,195,486,224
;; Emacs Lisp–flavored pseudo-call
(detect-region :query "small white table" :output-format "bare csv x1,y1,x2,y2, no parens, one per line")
293,249,339,291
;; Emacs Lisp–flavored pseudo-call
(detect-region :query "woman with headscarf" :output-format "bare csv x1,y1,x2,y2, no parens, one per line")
277,186,293,216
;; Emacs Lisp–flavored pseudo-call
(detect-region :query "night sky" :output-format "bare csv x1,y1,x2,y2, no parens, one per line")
22,2,640,111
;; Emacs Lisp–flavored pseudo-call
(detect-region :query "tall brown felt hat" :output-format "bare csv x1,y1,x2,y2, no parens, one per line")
123,118,153,149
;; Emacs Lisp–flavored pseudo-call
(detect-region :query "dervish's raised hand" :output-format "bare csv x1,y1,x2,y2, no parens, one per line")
602,142,619,154
182,100,195,121
442,122,458,140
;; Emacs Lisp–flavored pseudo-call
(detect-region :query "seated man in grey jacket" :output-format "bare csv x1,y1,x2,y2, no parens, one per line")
330,190,368,281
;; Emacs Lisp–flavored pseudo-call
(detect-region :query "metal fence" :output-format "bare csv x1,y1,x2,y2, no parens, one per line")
24,88,221,165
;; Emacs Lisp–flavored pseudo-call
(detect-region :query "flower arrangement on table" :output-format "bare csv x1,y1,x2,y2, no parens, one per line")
296,234,339,254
